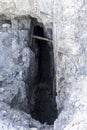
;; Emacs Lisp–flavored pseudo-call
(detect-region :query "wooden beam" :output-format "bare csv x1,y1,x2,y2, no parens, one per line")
32,35,52,42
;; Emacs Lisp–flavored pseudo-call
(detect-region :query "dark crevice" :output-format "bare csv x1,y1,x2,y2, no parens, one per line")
28,23,57,125
4,20,11,25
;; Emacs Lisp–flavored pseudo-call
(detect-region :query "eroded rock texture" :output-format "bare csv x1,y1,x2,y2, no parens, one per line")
0,16,32,111
53,0,87,130
0,16,55,130
0,0,87,130
0,16,33,129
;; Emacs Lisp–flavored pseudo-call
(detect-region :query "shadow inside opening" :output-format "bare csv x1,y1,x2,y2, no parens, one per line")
30,25,57,125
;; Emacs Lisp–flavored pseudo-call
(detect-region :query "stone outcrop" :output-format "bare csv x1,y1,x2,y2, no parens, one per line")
0,0,87,130
0,15,54,130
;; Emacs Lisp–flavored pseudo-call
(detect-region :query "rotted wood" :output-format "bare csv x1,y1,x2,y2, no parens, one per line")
32,35,52,42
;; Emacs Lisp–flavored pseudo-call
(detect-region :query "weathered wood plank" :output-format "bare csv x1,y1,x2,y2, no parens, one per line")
32,35,52,42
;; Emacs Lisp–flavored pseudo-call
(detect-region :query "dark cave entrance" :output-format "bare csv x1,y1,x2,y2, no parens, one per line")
29,24,57,125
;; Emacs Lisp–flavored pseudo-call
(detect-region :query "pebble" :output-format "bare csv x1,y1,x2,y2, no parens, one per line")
0,75,5,82
0,88,5,93
30,128,38,130
2,110,8,116
2,23,11,28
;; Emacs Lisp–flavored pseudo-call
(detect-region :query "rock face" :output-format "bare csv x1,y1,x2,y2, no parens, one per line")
0,0,87,130
0,15,55,130
0,17,32,111
0,16,37,129
53,0,87,130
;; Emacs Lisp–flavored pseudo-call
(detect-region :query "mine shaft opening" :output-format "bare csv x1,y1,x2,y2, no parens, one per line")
29,25,57,125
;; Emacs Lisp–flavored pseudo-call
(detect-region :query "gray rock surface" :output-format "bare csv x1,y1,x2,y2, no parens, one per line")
0,16,53,130
0,17,31,112
53,0,87,130
0,0,87,130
